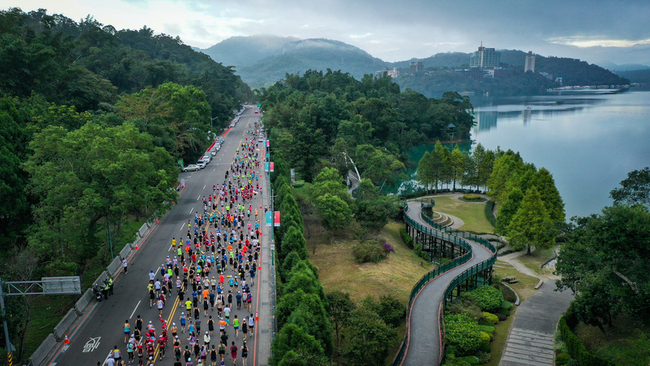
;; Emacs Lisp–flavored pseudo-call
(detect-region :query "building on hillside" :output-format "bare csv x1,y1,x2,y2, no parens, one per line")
375,68,399,78
410,61,424,73
525,51,536,73
470,43,500,68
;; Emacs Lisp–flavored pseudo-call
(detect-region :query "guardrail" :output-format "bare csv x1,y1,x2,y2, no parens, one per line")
392,200,497,366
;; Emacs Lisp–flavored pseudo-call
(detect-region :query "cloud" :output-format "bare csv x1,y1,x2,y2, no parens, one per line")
8,0,650,64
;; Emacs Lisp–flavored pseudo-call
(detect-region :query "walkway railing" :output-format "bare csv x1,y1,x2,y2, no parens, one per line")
392,200,497,366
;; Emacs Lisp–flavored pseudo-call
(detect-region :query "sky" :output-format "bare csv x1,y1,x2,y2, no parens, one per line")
5,0,650,66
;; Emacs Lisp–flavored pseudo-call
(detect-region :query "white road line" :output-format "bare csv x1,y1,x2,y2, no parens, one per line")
129,300,141,319
180,224,184,231
196,195,201,201
189,207,193,214
203,185,206,189
102,351,112,366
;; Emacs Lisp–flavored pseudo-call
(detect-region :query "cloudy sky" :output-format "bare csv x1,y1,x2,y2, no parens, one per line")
6,0,650,65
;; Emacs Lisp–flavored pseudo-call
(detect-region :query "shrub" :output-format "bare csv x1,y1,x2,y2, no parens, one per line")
463,194,483,201
477,351,492,364
479,331,492,343
413,243,429,261
479,342,491,353
468,285,504,312
481,312,499,325
556,353,571,366
478,325,495,334
377,295,405,327
399,228,414,248
499,309,510,317
352,237,387,263
457,356,480,365
500,301,513,310
494,313,508,321
444,313,483,356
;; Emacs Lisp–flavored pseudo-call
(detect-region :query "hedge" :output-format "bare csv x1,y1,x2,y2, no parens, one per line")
399,228,414,249
484,200,496,227
557,305,613,366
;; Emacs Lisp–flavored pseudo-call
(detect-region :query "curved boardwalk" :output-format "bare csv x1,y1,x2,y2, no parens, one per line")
402,201,495,366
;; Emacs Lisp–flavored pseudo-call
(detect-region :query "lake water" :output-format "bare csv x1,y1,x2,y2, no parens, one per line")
392,91,650,219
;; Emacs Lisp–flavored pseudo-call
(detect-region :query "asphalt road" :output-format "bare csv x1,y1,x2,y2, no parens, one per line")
49,106,268,366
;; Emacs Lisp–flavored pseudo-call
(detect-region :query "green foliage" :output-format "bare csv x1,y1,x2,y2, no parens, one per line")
316,193,353,231
457,356,480,365
477,351,491,364
325,291,355,348
480,312,499,325
444,313,483,356
500,301,513,310
341,306,397,366
377,295,406,328
467,285,504,313
609,167,650,208
462,194,482,201
557,310,614,366
496,187,524,235
271,323,325,366
479,331,492,343
399,228,414,248
508,186,555,254
478,325,495,334
556,353,571,366
352,237,388,264
484,200,497,228
353,179,400,231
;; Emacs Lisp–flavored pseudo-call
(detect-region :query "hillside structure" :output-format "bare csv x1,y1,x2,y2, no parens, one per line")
470,43,500,68
525,51,536,73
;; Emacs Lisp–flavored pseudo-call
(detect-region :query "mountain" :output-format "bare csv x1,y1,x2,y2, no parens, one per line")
199,36,388,88
596,61,650,72
197,35,298,67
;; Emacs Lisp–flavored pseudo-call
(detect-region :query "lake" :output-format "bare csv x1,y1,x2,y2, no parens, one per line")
392,91,650,219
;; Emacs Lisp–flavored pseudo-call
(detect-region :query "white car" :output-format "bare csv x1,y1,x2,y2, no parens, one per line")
183,164,200,172
197,161,207,169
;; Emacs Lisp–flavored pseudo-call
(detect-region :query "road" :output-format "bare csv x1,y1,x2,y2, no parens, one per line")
48,106,272,366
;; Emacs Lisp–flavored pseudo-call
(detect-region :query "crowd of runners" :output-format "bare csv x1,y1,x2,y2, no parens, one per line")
104,127,265,366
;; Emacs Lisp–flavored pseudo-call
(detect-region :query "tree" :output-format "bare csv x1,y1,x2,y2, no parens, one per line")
24,122,178,274
326,291,356,349
496,187,524,235
507,186,554,254
474,144,495,191
417,151,434,192
533,167,565,224
316,194,353,232
279,225,308,262
341,307,396,366
449,144,465,191
487,150,524,201
311,167,350,204
434,141,452,190
353,179,399,231
271,324,324,366
610,167,650,208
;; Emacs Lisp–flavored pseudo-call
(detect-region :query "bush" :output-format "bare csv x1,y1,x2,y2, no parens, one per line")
556,353,571,366
377,295,405,327
468,285,504,312
457,356,480,365
499,309,510,317
479,342,491,353
413,243,429,261
352,237,387,263
494,313,508,321
501,301,513,310
399,228,414,248
463,194,483,201
479,331,492,343
481,312,499,325
292,180,305,188
477,351,491,364
478,325,495,334
444,313,483,356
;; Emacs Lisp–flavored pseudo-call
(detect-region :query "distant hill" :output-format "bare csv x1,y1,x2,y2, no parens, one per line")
198,36,629,94
616,69,650,86
596,61,650,72
197,35,298,67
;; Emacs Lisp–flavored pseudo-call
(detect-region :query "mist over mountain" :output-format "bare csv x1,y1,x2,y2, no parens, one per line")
198,36,633,93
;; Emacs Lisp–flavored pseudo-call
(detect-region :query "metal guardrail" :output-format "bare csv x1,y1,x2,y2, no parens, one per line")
392,200,497,366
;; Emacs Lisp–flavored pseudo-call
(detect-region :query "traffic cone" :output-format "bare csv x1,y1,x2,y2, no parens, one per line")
255,313,259,322
156,219,159,223
64,334,69,345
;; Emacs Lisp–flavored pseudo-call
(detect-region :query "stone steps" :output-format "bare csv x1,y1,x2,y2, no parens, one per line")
500,328,555,366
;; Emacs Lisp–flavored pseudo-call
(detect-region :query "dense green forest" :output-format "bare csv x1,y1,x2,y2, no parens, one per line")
0,8,251,360
259,69,475,183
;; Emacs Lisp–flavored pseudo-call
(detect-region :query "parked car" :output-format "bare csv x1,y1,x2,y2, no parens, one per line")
197,161,207,169
183,164,200,172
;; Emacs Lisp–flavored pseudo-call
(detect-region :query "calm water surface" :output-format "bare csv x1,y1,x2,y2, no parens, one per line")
395,91,650,219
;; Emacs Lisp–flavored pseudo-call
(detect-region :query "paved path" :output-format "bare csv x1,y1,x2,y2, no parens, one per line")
402,201,494,366
499,282,573,366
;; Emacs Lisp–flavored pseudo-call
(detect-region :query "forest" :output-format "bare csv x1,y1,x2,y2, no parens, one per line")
0,8,251,360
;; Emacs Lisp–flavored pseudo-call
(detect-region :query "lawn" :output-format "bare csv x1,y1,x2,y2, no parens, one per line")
420,195,495,234
516,248,556,276
493,261,540,302
310,221,435,305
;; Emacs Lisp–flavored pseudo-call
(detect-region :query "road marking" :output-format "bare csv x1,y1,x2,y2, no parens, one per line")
179,224,184,231
203,185,206,189
129,301,141,319
189,207,193,214
101,350,112,365
197,195,201,201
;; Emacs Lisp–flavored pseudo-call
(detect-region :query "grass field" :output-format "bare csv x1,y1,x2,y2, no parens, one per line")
310,221,435,305
493,261,540,302
516,248,556,276
419,195,495,234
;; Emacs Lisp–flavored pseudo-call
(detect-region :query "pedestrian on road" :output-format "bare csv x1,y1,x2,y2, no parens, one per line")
230,342,238,366
241,341,249,366
204,331,211,347
123,320,131,343
123,259,128,274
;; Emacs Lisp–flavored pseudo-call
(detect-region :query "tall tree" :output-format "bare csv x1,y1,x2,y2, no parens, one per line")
533,167,565,224
449,144,465,191
496,187,524,235
507,186,554,254
326,291,356,349
417,151,434,192
341,307,397,366
610,167,650,208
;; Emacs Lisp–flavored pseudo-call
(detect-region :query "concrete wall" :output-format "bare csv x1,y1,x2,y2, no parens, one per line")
29,333,56,366
120,243,133,260
53,308,77,341
74,288,94,316
107,256,122,277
